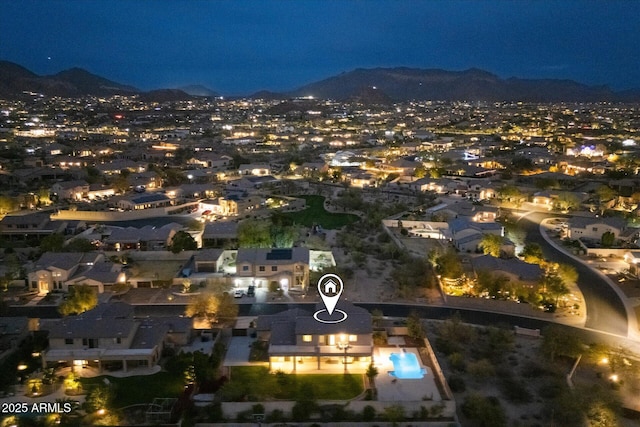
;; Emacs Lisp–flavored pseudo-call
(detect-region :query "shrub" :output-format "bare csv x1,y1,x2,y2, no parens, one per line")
499,375,532,404
467,359,496,379
448,352,466,372
461,393,506,427
266,409,285,423
448,375,466,393
362,405,376,421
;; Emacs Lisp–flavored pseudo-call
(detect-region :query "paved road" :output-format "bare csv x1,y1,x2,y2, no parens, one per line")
517,211,629,336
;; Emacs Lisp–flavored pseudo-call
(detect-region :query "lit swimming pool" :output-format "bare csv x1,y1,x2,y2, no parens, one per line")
389,351,427,379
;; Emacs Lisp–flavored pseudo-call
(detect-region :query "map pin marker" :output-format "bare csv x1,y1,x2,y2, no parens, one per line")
318,274,344,316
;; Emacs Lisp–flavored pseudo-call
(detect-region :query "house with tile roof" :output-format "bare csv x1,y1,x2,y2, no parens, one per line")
40,302,192,373
256,302,372,373
236,248,310,291
28,252,126,294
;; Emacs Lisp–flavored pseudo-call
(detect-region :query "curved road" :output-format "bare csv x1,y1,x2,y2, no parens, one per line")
518,211,629,337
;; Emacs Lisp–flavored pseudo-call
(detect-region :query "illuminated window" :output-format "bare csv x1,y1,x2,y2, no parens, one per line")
302,335,312,342
349,335,357,342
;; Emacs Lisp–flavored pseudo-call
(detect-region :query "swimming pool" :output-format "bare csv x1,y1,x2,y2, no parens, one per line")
389,351,427,379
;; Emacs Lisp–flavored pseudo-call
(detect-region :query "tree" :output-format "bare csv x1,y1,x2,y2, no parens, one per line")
595,185,617,204
170,231,198,253
436,250,463,279
556,263,578,285
0,195,17,215
40,233,65,252
65,238,97,252
541,325,583,362
111,173,130,194
59,285,98,316
270,224,297,248
365,363,379,390
84,384,113,413
383,404,405,426
542,274,569,306
406,311,425,340
414,165,427,178
238,219,271,248
556,192,580,211
216,292,239,321
498,185,524,204
461,393,507,427
475,270,511,299
519,243,544,264
601,231,615,247
185,293,238,324
478,234,504,257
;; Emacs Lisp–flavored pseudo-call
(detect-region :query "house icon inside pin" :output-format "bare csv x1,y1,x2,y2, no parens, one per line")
323,279,337,294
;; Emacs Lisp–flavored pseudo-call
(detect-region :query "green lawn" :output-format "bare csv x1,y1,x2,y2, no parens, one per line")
79,372,184,408
223,366,363,401
282,195,359,229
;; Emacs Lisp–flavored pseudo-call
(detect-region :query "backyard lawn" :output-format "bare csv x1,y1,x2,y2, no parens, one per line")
223,366,363,401
79,372,184,408
282,195,358,229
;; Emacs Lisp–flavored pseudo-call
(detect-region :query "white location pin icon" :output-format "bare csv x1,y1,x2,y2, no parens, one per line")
318,274,344,316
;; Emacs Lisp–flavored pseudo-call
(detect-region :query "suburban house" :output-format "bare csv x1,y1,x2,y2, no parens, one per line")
449,218,504,252
566,216,628,241
471,255,544,286
0,213,67,239
624,251,640,277
202,222,239,248
256,302,373,373
116,193,173,211
28,252,126,294
103,223,183,251
0,317,30,363
186,153,231,170
191,249,226,274
226,175,280,191
236,248,310,291
199,197,239,216
51,180,90,201
40,302,192,373
238,163,271,176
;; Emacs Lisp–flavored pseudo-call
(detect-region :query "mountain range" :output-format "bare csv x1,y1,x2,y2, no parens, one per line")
1,60,639,103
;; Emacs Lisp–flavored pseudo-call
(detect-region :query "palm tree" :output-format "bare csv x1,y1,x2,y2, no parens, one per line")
366,363,379,393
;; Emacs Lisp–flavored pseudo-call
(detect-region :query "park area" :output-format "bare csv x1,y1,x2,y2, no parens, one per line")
282,195,359,229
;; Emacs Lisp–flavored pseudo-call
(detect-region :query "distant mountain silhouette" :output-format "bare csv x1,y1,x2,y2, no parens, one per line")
179,84,219,97
48,67,138,96
2,60,639,102
0,61,199,101
138,89,194,103
248,90,286,100
347,85,394,105
288,67,639,102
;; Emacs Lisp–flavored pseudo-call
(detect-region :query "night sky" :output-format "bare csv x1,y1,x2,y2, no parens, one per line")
1,0,639,95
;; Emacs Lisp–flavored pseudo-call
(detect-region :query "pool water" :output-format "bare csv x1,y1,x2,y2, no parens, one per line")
389,351,427,379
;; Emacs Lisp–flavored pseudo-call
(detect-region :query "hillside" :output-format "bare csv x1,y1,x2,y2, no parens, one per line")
289,67,636,102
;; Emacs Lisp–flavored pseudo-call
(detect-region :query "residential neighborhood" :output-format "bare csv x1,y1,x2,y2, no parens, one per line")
2,47,640,427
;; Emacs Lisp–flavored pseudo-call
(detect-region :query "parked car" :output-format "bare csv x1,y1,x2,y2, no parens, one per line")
247,285,255,297
234,289,244,298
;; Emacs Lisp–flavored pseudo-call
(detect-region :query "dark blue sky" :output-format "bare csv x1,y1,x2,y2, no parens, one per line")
1,0,639,95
